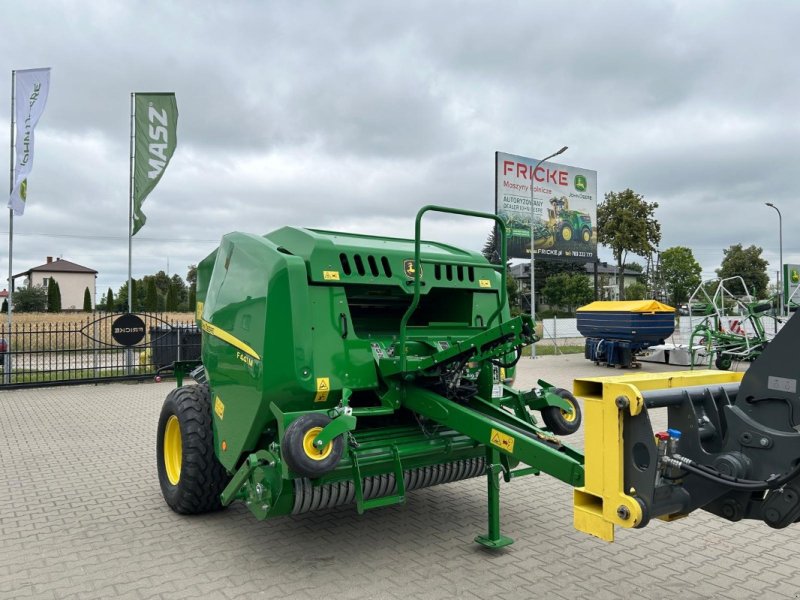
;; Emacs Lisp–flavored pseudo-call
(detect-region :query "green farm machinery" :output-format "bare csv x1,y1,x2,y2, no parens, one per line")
548,196,592,244
688,277,775,370
157,206,800,547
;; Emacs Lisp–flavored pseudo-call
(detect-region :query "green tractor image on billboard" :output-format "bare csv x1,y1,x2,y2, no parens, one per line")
548,196,592,243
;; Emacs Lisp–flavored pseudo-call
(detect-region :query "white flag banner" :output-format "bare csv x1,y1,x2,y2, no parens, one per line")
9,67,51,216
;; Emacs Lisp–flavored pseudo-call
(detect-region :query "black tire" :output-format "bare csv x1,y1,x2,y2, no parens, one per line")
541,388,582,435
281,413,344,478
558,222,573,242
157,384,231,514
581,227,592,243
715,354,732,370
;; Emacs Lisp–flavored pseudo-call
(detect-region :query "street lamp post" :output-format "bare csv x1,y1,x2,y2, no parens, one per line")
530,146,568,358
765,202,783,317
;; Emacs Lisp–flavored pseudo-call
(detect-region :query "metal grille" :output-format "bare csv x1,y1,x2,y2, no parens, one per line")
0,312,198,388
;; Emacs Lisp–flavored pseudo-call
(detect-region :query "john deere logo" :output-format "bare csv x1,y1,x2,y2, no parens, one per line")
792,269,799,284
574,175,587,192
403,259,421,279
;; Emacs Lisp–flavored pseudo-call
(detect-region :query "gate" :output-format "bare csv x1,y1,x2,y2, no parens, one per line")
0,312,198,388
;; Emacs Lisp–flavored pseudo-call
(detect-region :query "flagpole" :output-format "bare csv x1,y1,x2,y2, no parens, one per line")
128,93,134,313
6,70,15,383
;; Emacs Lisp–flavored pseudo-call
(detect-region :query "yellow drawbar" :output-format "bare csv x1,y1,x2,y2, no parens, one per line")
572,369,743,542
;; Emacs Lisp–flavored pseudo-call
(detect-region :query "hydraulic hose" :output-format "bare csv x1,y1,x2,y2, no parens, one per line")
664,454,800,492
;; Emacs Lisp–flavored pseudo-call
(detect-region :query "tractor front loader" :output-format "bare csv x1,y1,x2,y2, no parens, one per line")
156,205,800,548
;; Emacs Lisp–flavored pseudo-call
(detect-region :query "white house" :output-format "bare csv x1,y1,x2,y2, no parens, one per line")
13,257,97,310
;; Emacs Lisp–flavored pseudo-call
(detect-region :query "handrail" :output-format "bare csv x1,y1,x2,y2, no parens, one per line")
398,205,508,372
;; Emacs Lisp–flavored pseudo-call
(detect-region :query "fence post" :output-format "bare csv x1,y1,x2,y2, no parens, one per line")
2,321,9,385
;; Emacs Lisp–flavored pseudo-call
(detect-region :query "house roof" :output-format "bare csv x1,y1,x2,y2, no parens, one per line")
13,258,97,279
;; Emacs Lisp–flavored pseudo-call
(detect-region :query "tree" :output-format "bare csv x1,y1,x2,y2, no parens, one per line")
716,244,769,298
624,281,648,300
170,274,188,309
105,288,114,312
83,287,92,312
145,279,158,312
541,273,593,313
14,286,48,312
482,227,522,312
117,279,139,311
597,189,661,300
660,246,702,307
186,264,197,288
54,282,62,312
1,298,6,313
166,282,179,311
188,284,197,315
47,279,58,312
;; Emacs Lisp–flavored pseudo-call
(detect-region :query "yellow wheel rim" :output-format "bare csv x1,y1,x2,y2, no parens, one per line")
582,230,590,242
302,426,333,461
164,415,182,485
562,227,572,241
561,401,578,423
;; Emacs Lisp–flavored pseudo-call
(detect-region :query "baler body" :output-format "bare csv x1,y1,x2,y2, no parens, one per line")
197,226,507,471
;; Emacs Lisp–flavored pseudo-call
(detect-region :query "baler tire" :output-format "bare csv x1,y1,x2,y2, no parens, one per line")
541,388,582,435
157,384,231,514
282,413,344,478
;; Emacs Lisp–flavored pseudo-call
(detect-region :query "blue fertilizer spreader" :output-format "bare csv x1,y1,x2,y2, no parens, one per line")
576,300,675,368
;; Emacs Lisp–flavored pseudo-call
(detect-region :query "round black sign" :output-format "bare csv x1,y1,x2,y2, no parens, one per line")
111,313,146,346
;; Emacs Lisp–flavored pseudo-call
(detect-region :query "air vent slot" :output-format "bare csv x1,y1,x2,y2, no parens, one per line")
381,256,392,277
367,255,380,277
354,254,366,276
340,253,352,276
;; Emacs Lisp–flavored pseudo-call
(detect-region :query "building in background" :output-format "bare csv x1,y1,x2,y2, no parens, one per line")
13,257,97,310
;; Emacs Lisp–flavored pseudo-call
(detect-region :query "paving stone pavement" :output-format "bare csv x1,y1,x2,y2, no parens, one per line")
0,355,797,600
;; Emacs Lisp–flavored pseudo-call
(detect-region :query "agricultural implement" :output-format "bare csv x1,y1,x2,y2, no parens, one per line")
157,206,800,547
576,300,675,368
548,196,593,244
688,277,775,370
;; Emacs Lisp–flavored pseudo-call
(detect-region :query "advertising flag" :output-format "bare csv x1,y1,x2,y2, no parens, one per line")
132,93,178,235
9,68,51,216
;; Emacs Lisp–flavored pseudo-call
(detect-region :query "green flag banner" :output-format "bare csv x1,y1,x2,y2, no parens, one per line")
132,93,178,235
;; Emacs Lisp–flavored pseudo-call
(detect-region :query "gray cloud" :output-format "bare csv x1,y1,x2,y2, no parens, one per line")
0,0,798,297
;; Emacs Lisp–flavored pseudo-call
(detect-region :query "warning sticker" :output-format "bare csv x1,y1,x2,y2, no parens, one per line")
214,396,225,420
314,377,330,403
479,279,491,288
323,271,340,281
490,428,514,453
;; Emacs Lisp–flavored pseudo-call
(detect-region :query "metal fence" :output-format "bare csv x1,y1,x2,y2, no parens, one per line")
0,312,199,388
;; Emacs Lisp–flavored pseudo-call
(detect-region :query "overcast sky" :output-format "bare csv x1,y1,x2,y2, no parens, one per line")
1,1,798,297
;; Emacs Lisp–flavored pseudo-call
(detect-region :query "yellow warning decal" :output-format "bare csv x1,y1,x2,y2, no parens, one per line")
479,279,491,288
314,377,330,403
214,396,225,420
323,271,340,281
196,301,204,320
490,428,515,453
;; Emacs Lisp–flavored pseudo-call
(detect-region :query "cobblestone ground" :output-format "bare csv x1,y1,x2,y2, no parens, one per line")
0,356,797,600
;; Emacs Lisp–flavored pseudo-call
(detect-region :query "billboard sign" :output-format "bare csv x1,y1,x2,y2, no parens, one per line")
495,151,598,262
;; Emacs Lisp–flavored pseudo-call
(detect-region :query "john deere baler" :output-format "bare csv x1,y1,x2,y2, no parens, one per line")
157,206,583,548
